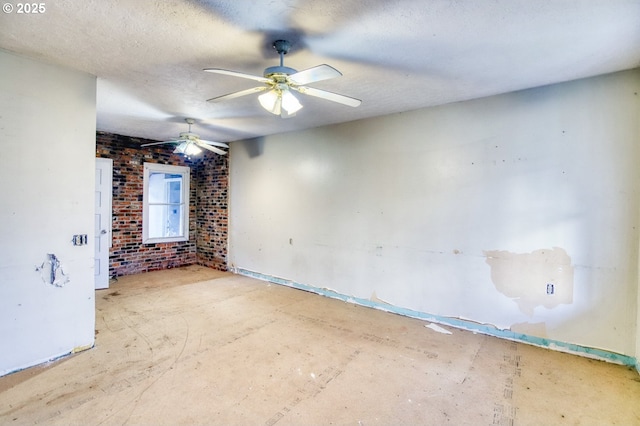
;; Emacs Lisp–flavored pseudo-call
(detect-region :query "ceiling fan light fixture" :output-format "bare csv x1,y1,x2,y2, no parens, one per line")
185,143,202,156
173,142,187,154
258,90,281,115
282,90,303,115
174,141,202,156
258,88,303,116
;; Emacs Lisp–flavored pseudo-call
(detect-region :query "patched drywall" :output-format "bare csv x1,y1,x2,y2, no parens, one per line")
0,50,96,376
484,248,573,316
229,69,640,358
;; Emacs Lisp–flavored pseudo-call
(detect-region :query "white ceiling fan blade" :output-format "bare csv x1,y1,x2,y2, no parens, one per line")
289,64,342,85
293,86,362,107
197,141,227,155
140,140,179,147
207,86,268,103
199,140,229,149
204,68,270,83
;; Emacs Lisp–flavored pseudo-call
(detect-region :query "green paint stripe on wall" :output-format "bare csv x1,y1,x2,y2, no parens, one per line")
236,268,637,368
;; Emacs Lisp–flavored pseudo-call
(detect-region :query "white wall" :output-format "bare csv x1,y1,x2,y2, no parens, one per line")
229,70,640,359
0,50,97,375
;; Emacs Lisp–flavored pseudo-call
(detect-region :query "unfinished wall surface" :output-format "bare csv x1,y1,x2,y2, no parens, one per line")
0,50,97,375
96,133,228,276
229,70,640,360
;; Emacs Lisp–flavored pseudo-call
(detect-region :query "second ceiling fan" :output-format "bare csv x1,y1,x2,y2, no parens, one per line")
141,118,228,157
204,40,361,118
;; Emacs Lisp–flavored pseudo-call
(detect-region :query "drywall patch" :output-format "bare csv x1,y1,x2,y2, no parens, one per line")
484,248,573,316
35,253,69,287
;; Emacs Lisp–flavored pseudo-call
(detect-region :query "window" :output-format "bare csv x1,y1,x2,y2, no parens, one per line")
143,163,190,243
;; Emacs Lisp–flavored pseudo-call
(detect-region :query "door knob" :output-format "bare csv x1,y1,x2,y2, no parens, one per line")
100,229,107,235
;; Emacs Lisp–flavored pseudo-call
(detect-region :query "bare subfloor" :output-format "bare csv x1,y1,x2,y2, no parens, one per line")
1,265,639,425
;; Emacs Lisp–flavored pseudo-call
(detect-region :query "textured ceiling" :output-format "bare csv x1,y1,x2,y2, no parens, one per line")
1,0,639,144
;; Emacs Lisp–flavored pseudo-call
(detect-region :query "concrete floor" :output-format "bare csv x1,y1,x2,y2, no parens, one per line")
1,265,639,425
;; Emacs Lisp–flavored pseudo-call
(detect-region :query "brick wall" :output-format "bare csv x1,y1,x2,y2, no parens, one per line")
194,154,228,270
96,132,228,277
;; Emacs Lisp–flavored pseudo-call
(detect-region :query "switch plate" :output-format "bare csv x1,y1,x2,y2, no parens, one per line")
72,234,88,246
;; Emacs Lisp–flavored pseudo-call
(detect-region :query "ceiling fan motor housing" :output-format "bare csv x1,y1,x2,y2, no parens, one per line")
264,66,297,78
272,39,291,55
179,132,199,140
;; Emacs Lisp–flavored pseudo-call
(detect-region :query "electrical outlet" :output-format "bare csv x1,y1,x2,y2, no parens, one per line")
546,283,554,295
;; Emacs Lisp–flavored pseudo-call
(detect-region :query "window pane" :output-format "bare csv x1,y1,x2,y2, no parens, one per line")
148,204,183,238
143,163,190,244
149,173,182,203
167,180,182,204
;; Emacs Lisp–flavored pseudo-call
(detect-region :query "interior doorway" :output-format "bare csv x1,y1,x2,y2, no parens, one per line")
95,158,113,289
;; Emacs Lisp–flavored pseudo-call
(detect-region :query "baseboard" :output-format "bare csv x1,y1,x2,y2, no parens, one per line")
0,343,94,378
235,267,637,368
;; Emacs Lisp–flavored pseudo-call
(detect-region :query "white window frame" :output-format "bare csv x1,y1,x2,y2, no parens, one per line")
142,162,190,244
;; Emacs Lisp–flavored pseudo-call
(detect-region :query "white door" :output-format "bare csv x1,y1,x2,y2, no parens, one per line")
95,158,113,289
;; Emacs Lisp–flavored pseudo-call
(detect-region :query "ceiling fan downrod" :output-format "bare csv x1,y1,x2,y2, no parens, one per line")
264,40,296,77
185,117,195,133
272,39,291,67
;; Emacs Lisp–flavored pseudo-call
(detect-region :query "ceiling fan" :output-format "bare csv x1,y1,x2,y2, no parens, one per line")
141,118,229,156
204,39,361,118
